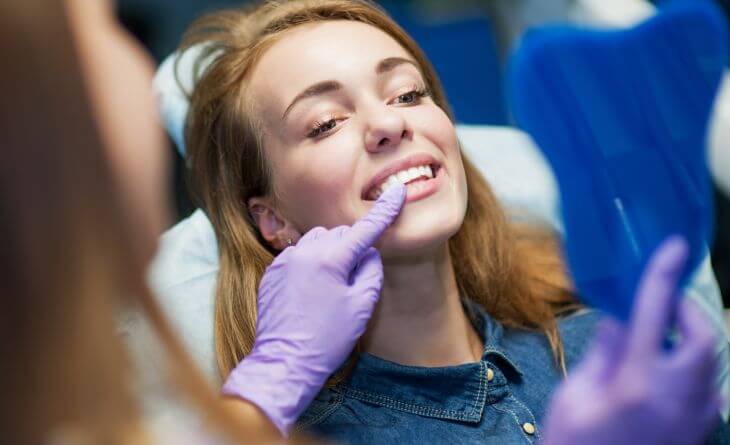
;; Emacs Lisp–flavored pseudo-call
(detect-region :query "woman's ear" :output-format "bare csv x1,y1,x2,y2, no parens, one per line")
247,197,301,250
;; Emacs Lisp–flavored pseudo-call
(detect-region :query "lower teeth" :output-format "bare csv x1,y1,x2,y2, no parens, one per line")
406,178,429,191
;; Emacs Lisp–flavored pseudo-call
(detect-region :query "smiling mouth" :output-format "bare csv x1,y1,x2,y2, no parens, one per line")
363,162,442,201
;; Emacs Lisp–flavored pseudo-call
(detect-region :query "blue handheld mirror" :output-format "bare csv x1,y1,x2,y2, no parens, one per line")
508,1,727,320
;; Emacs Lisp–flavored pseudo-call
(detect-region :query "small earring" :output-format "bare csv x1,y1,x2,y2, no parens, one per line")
286,238,293,246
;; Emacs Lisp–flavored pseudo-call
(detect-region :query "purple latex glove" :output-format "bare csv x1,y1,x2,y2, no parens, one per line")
222,184,406,436
542,236,721,445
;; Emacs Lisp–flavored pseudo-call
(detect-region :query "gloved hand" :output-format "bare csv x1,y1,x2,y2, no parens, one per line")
542,236,721,445
222,184,406,436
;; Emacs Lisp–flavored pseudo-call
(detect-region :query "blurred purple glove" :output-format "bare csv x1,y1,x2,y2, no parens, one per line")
542,236,721,445
222,184,406,436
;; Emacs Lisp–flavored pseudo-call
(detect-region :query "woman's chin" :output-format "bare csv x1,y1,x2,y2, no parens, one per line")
358,181,466,258
376,214,462,259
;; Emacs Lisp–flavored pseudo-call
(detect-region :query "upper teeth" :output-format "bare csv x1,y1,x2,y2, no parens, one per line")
369,164,434,199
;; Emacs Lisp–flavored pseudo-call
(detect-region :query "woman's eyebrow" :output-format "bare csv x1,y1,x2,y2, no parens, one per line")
281,57,420,120
282,80,342,120
375,56,419,74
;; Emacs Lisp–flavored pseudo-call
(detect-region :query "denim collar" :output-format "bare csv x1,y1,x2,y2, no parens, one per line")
336,301,524,423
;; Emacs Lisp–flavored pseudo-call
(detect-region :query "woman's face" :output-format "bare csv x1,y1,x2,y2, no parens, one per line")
65,0,170,257
248,21,468,257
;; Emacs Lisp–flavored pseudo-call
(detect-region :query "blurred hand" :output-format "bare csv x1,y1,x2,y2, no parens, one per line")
222,184,406,436
542,236,721,445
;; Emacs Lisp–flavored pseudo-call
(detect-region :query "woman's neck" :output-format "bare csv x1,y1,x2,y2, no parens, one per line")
362,244,484,367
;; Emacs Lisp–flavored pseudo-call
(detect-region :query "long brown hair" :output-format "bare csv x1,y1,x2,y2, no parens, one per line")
0,1,263,443
180,0,579,379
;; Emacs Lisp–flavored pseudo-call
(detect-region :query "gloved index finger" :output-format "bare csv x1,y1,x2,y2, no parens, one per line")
340,184,406,267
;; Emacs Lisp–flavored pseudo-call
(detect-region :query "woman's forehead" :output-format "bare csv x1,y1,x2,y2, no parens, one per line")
248,20,417,111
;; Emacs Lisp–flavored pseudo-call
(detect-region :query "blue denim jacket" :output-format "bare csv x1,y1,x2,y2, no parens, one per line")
296,302,600,444
296,301,730,444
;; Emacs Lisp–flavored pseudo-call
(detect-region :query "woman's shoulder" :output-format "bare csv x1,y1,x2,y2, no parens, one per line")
557,308,603,335
491,306,602,347
495,307,603,374
556,308,603,369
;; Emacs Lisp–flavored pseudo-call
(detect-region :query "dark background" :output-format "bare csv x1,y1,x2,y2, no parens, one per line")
116,0,730,305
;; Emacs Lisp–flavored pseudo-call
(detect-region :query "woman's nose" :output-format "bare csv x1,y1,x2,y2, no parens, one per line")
364,107,411,153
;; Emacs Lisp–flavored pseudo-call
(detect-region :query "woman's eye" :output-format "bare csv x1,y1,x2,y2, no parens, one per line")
393,88,429,105
307,118,338,138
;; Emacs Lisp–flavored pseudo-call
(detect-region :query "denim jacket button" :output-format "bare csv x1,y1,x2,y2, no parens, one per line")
486,368,494,382
522,422,536,435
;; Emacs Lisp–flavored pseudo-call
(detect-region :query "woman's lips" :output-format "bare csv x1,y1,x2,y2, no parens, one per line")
362,164,444,202
403,165,444,203
361,153,441,200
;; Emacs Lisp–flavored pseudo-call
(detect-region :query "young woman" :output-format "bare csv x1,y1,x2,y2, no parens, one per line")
176,0,726,443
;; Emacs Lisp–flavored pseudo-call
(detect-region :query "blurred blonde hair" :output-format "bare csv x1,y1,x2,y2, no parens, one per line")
180,0,580,379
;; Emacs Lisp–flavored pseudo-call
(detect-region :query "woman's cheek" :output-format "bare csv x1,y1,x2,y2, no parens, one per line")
280,160,359,231
417,106,459,152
